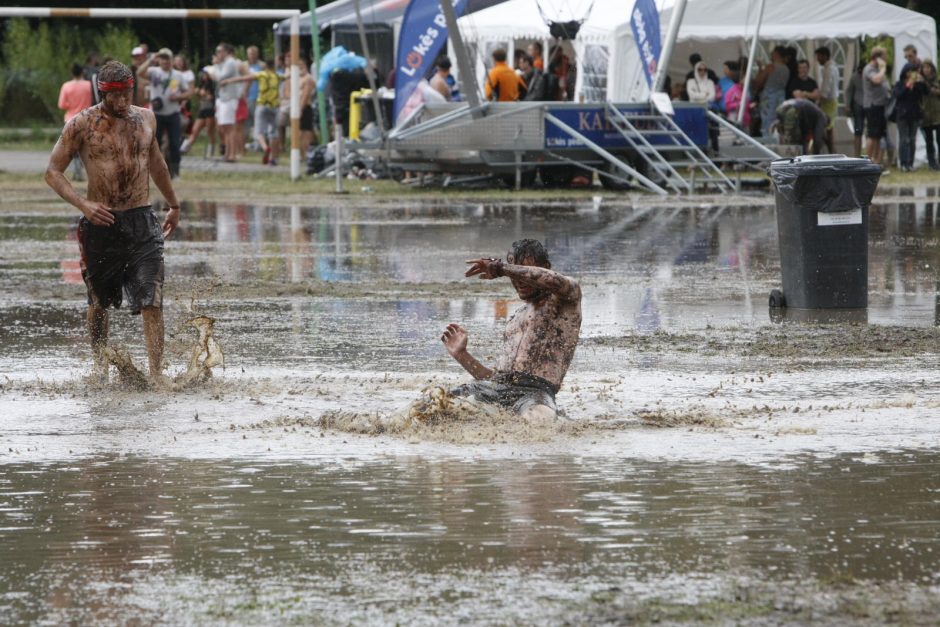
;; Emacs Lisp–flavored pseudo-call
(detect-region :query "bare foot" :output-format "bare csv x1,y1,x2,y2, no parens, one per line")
149,372,174,392
85,362,110,387
521,404,557,428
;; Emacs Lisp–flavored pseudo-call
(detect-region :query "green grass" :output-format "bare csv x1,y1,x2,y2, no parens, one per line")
2,134,937,200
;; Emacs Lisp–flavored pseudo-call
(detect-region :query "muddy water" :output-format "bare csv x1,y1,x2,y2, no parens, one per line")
2,195,940,624
2,453,939,624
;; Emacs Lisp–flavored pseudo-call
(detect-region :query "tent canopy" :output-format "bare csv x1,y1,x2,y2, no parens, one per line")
458,0,937,101
274,0,506,36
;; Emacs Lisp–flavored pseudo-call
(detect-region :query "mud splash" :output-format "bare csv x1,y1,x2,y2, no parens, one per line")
100,315,225,390
319,386,566,444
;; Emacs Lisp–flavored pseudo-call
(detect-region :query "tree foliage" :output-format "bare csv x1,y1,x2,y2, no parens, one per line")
1,18,138,123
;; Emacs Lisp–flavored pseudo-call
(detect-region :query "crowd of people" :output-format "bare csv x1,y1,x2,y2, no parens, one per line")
59,42,311,178
59,39,940,175
669,44,940,170
420,42,576,104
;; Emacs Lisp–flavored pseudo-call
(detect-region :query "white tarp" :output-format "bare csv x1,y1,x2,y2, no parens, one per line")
458,0,937,102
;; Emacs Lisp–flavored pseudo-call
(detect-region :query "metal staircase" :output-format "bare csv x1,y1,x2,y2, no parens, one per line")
603,102,736,194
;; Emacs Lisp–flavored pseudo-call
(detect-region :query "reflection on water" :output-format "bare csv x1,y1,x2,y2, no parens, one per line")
1,199,939,376
1,199,938,325
1,452,937,623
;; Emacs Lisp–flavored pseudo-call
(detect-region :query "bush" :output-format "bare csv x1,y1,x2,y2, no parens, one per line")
0,18,138,124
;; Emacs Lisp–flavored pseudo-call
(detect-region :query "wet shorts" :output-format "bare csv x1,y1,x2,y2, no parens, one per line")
300,105,315,132
865,105,886,139
449,371,558,415
216,99,237,125
77,205,165,314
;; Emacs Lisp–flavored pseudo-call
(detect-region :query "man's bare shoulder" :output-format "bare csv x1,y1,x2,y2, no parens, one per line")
58,106,102,145
129,106,155,124
66,105,103,130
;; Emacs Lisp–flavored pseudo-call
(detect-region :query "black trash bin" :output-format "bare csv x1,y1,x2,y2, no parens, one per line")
768,154,882,309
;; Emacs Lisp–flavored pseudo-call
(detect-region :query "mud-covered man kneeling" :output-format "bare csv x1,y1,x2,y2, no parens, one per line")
441,239,582,422
45,60,181,383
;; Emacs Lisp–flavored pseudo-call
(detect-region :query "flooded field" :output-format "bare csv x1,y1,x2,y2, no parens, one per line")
2,192,940,624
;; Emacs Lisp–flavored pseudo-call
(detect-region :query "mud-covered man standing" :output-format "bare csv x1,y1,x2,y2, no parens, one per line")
441,239,582,422
45,60,181,383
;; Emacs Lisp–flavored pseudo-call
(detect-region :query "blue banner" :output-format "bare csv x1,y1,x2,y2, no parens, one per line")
630,0,662,87
393,0,469,125
544,106,709,148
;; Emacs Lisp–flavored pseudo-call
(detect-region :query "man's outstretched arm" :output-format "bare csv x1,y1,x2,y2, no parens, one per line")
465,258,580,302
441,323,493,380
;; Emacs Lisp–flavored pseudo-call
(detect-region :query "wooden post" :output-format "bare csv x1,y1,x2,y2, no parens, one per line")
290,14,301,180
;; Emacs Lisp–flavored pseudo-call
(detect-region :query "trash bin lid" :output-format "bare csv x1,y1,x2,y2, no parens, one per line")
769,154,883,176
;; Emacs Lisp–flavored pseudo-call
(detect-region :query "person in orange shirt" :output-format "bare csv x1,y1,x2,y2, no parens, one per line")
527,42,544,71
485,49,526,102
58,63,93,181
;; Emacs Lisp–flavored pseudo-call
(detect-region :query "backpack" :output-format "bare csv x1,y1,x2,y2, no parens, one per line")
523,70,548,101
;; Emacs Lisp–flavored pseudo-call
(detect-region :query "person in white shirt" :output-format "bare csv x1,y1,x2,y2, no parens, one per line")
815,46,840,153
136,47,192,178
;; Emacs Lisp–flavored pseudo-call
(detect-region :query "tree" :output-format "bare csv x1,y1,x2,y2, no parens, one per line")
1,18,139,123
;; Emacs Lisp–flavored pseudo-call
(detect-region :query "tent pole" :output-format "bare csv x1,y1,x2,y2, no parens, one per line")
738,0,766,126
290,14,301,180
353,0,386,136
652,0,688,94
308,0,330,145
440,0,483,114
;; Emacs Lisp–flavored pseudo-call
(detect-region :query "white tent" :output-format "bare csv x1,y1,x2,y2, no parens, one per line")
457,0,937,102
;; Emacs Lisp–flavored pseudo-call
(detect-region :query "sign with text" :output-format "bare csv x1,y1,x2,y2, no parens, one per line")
393,0,469,125
630,0,662,87
544,106,709,149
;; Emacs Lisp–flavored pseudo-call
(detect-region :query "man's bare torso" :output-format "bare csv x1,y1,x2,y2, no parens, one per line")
496,293,582,388
64,104,154,211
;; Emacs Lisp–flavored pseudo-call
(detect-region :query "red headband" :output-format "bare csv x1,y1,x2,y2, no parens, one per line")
98,78,134,93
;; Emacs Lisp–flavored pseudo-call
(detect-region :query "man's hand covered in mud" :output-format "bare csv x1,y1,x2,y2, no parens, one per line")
441,323,468,357
465,257,504,280
163,206,181,239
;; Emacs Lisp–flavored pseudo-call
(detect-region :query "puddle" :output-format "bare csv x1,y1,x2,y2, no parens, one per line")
1,453,938,624
2,197,940,623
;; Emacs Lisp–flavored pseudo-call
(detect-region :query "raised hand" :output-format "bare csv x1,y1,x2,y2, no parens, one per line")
441,323,468,357
465,257,504,279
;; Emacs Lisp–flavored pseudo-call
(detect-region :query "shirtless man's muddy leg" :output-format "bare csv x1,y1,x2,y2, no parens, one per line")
88,303,110,376
521,404,556,425
142,306,165,377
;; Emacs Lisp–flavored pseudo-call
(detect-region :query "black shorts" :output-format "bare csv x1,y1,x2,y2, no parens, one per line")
78,205,165,314
449,371,558,415
300,105,315,131
865,105,886,139
852,103,866,137
198,106,215,119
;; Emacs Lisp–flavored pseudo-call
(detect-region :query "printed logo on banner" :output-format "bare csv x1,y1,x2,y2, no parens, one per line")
629,0,662,88
544,106,709,148
393,0,469,125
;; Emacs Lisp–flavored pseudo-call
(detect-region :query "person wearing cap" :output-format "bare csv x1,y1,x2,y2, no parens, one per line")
44,60,182,385
130,44,150,108
137,47,192,178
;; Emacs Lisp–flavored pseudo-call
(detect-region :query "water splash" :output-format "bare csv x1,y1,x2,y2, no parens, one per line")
101,315,224,390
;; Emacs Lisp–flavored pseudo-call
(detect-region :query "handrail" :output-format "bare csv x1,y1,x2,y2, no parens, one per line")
705,110,781,161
